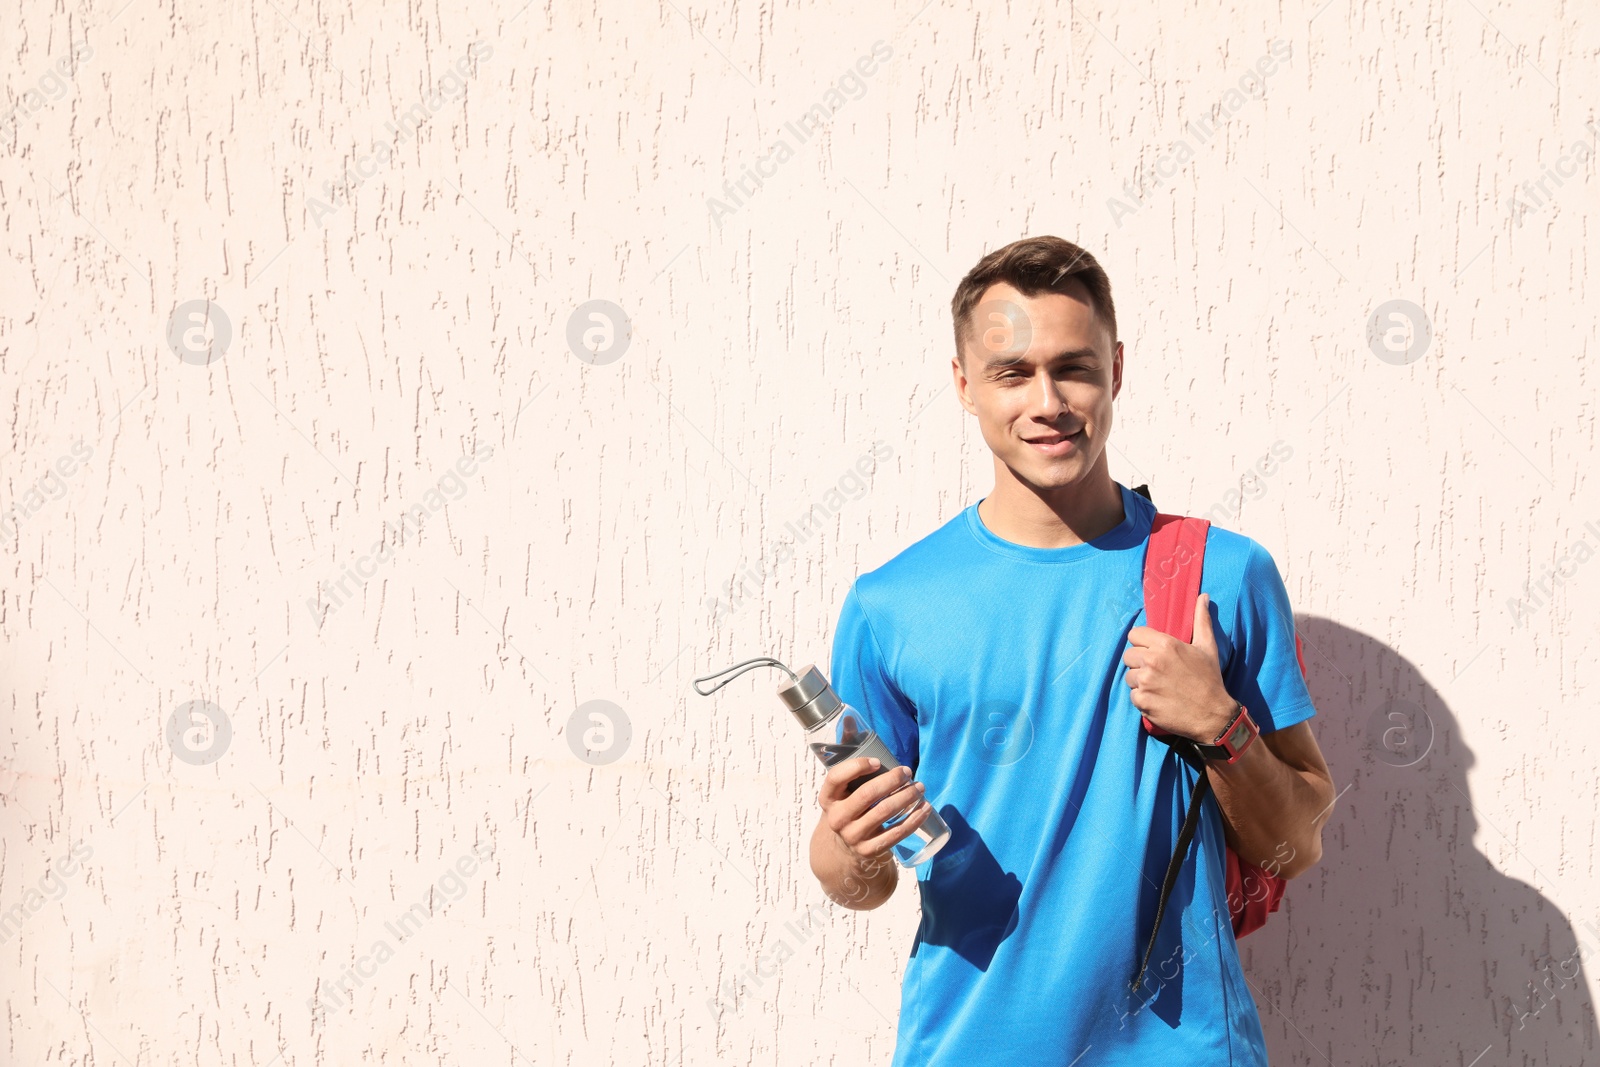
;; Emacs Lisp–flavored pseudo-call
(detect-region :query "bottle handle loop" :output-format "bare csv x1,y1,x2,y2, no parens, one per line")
691,656,798,696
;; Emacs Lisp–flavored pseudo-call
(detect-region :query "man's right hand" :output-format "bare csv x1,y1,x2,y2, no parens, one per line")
810,757,934,910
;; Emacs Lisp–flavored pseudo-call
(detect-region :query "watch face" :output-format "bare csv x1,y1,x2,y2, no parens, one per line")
1227,720,1253,750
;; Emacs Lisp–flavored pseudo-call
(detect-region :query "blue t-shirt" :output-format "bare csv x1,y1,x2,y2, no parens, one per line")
828,481,1316,1066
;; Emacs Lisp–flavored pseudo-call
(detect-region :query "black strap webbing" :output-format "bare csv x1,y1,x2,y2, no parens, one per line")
1130,739,1210,993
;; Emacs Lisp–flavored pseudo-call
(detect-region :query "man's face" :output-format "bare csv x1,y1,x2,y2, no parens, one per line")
952,281,1123,493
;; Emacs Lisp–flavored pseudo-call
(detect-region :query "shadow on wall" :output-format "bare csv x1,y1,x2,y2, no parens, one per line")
1244,616,1597,1066
1235,617,1600,1067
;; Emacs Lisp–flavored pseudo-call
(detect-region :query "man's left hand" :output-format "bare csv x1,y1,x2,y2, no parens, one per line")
1123,593,1237,743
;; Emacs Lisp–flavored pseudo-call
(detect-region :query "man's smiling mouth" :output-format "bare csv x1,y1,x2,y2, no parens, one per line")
1023,429,1084,455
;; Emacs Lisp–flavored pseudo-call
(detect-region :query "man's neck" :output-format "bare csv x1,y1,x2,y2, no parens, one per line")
977,462,1125,550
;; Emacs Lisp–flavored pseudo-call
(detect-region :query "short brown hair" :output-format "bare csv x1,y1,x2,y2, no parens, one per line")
950,236,1117,362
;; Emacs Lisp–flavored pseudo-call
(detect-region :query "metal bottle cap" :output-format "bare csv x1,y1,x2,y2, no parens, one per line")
777,664,843,730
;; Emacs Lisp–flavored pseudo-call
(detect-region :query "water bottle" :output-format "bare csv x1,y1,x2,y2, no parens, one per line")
694,657,951,868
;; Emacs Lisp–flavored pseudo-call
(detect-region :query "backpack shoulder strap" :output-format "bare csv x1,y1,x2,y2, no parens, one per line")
1131,509,1217,993
1146,509,1309,677
1144,512,1211,641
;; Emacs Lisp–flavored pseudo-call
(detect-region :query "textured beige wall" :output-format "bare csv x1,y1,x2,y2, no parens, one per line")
3,0,1599,1063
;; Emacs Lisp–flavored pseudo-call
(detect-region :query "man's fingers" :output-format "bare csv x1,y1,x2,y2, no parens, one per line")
1192,593,1218,653
853,764,911,805
853,798,935,857
819,757,883,803
816,754,934,864
839,775,925,845
829,765,913,830
1127,624,1155,647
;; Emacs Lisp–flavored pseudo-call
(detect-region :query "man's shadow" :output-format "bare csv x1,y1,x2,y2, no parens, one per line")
911,806,1022,972
1245,617,1598,1065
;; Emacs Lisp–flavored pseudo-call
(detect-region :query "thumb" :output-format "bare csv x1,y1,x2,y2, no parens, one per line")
1192,593,1218,655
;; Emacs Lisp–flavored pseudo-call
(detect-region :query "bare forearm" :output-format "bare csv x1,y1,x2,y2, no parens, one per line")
810,812,899,910
1121,602,1336,878
1207,736,1333,878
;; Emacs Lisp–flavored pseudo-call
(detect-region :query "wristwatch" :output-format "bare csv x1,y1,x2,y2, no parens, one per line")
1195,702,1259,763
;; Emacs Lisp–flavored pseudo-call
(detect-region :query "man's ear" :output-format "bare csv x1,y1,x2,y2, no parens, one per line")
1111,340,1124,401
952,351,978,415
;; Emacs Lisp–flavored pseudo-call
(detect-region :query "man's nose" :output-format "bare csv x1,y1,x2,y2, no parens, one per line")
1032,375,1066,419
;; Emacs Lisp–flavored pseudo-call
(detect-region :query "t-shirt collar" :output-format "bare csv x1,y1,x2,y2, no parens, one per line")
964,481,1152,563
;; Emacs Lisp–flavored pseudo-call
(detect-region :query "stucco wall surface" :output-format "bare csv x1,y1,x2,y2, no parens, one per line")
3,0,1599,1064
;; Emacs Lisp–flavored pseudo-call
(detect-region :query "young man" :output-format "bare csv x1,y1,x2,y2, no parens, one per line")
809,236,1336,1064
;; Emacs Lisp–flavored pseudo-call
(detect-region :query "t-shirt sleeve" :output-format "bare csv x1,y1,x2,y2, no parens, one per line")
1222,540,1316,734
828,581,921,771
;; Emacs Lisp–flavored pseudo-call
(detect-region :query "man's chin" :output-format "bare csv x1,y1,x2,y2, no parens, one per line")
1009,456,1090,492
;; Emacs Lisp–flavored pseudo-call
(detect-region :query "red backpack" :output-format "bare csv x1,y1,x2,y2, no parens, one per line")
1129,495,1306,991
